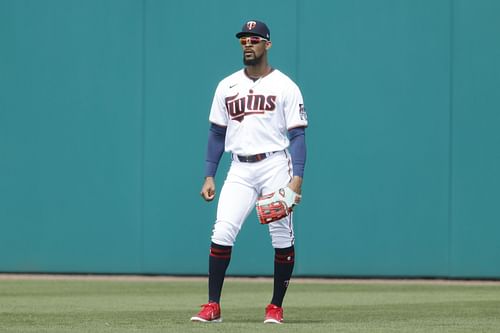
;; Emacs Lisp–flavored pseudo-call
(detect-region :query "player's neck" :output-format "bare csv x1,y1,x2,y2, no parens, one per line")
245,63,272,80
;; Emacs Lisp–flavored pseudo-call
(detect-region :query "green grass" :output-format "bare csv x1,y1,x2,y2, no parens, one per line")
1,277,500,333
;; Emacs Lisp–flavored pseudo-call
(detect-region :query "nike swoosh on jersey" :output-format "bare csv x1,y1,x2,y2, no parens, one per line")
229,83,238,88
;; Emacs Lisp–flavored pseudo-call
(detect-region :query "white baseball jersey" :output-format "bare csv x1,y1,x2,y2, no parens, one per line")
209,69,308,155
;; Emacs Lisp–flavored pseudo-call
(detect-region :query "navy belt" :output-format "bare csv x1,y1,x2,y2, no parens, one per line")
235,151,277,163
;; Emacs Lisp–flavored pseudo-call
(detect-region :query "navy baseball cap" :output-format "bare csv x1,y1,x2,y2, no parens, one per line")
235,20,270,40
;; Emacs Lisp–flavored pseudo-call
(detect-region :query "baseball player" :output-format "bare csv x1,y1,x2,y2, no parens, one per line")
191,20,308,324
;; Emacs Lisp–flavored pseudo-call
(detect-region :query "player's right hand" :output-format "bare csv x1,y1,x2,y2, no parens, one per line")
200,177,216,202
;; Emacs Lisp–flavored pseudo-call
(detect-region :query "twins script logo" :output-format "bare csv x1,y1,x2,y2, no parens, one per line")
225,93,277,122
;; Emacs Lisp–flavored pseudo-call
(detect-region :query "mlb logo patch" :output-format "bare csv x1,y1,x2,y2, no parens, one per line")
299,104,307,121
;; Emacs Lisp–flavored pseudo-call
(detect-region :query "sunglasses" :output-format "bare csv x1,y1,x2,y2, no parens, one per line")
239,36,268,45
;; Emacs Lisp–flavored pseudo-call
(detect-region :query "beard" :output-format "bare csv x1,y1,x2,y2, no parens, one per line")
243,51,264,66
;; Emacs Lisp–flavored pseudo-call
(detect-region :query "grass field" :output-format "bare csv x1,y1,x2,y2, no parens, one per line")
1,276,500,333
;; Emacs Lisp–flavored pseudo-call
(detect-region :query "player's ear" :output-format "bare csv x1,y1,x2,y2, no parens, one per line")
265,41,272,50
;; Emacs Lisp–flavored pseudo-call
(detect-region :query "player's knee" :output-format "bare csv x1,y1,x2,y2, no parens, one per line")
211,220,240,246
269,223,294,248
270,234,294,248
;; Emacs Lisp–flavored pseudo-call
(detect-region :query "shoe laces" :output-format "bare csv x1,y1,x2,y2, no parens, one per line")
266,304,283,316
199,302,219,314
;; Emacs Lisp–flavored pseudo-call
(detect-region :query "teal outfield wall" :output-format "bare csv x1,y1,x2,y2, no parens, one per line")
1,0,499,278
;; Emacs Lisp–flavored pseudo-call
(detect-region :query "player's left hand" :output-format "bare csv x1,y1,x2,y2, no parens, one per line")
255,186,301,224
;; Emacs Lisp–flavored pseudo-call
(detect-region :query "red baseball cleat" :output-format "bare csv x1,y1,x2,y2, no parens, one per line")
190,302,222,323
264,303,284,324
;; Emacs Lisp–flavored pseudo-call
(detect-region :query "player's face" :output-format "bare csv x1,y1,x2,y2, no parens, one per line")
240,36,270,66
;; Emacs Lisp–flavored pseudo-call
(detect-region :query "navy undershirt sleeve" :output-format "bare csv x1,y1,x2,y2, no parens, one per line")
205,123,226,177
288,127,307,178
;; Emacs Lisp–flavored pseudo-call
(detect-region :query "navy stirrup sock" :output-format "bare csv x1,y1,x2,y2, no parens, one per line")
271,245,295,307
208,242,232,303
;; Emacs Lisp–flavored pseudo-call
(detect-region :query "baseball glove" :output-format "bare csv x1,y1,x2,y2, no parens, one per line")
255,187,301,224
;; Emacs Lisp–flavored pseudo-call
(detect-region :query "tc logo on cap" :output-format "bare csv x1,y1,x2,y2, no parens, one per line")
246,21,257,30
